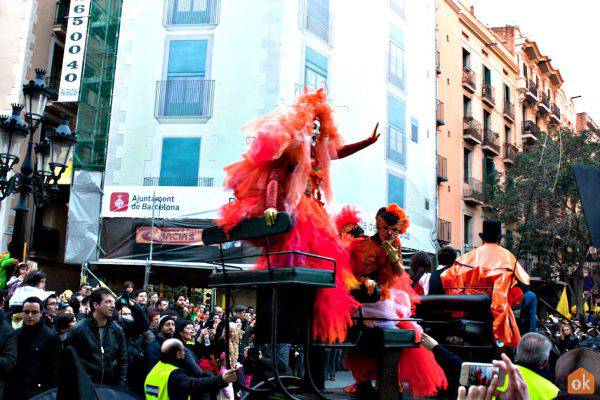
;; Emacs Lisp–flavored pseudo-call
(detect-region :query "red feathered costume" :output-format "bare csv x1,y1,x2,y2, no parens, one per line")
219,89,377,344
341,205,448,398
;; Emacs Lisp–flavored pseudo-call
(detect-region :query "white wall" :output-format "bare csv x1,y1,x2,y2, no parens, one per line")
105,0,437,253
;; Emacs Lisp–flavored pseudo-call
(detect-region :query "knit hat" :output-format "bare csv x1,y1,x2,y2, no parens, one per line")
157,315,175,332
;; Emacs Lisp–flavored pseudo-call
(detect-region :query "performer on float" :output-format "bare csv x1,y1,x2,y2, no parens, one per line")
340,205,448,398
440,219,533,348
219,88,379,344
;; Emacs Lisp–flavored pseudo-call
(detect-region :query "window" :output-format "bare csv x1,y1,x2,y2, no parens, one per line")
306,0,330,43
464,215,472,246
387,173,405,208
504,83,510,103
483,110,491,130
483,65,491,85
168,40,207,79
386,94,406,165
388,26,405,90
390,0,405,18
425,198,430,211
463,148,471,183
411,118,419,143
160,137,201,186
305,47,328,90
165,0,219,26
523,64,528,78
462,49,470,69
505,125,511,143
463,96,472,117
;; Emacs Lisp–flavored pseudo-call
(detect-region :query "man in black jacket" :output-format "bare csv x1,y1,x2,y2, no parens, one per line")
117,297,149,393
43,294,59,331
145,338,236,400
66,288,128,388
13,297,61,399
0,302,16,399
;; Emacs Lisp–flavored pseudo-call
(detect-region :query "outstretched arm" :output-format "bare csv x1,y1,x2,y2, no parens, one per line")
264,159,288,226
336,122,380,159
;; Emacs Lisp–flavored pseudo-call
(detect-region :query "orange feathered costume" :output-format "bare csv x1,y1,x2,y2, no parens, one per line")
440,243,530,347
219,89,377,343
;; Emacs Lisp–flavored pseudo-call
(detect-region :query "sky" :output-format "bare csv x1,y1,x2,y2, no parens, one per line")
468,0,600,122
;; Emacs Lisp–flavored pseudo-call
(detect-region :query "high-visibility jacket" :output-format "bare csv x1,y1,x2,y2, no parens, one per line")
497,365,559,400
145,361,190,400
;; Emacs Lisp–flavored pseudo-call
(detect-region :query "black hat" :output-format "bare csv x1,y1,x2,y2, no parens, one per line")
479,219,503,242
158,315,175,332
232,305,247,313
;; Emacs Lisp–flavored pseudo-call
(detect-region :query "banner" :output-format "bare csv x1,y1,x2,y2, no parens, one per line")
101,186,234,219
58,0,91,102
135,226,204,246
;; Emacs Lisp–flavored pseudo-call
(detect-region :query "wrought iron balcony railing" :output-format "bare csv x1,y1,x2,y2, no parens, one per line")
462,66,476,90
143,177,214,187
463,177,484,204
436,100,445,126
522,120,540,137
154,78,215,121
503,99,515,121
299,0,333,46
482,127,500,155
482,83,495,106
551,104,561,119
437,154,447,183
503,143,518,163
463,116,483,143
437,218,451,244
526,79,538,98
163,0,221,27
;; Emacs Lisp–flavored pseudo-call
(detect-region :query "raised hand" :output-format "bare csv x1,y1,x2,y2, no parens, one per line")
370,122,380,142
264,208,278,226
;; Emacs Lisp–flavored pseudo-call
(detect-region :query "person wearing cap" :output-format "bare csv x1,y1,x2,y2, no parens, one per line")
441,219,532,348
144,338,236,400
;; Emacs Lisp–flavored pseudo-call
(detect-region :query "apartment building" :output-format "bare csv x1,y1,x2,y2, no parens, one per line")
436,0,520,253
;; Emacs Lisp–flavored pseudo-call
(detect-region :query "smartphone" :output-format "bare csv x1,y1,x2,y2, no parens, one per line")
459,362,500,387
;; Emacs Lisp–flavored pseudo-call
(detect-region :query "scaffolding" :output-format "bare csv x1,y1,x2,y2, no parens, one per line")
73,0,123,171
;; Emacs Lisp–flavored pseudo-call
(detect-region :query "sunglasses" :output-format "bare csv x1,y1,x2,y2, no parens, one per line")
23,310,40,315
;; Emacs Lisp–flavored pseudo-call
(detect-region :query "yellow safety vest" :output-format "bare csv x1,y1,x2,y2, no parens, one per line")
497,365,559,400
145,361,190,400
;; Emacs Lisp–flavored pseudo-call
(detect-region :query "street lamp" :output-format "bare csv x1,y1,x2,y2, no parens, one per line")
0,68,77,258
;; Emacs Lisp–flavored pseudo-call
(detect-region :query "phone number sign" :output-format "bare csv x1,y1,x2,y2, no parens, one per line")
57,0,91,102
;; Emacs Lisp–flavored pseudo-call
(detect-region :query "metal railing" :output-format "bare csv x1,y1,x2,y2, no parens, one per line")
483,127,500,154
437,155,447,182
47,75,61,101
504,143,518,160
526,79,538,97
436,100,444,126
482,82,495,105
299,0,333,46
540,92,551,110
503,99,515,120
163,0,221,26
437,218,451,244
551,104,561,119
522,120,540,137
54,0,69,26
463,177,484,203
154,78,215,119
463,116,483,142
462,66,476,89
143,177,214,187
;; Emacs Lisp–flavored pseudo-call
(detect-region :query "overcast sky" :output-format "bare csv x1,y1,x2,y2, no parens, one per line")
468,0,600,122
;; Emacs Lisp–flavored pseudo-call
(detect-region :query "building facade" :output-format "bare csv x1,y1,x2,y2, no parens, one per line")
436,0,520,253
99,0,438,284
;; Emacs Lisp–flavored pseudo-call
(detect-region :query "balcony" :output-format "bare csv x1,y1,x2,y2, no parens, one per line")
551,104,561,123
53,0,69,42
437,218,451,245
154,78,215,123
522,120,541,143
436,50,441,75
143,177,214,187
463,177,484,206
462,66,476,92
299,0,333,46
482,128,500,156
503,143,518,165
436,100,445,126
482,83,495,107
538,92,551,114
525,79,538,102
503,99,515,122
463,116,483,144
437,155,448,183
163,0,220,29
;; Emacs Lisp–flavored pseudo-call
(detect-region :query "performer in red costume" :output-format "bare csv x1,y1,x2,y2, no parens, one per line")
219,89,379,344
342,205,448,398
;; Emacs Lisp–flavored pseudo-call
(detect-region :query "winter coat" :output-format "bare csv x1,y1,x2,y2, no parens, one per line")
0,314,17,399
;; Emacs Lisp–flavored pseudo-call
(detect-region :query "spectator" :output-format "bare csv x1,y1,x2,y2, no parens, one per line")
554,348,600,398
66,288,128,388
429,246,457,295
149,312,161,333
146,291,159,317
0,296,16,398
516,283,538,335
0,253,18,290
12,297,61,399
77,296,90,320
8,270,54,312
232,305,248,331
5,261,28,296
133,289,148,313
118,296,150,394
119,306,132,320
171,293,189,319
144,338,235,400
56,312,76,343
74,283,92,303
420,332,462,395
409,252,433,295
42,293,59,332
557,324,579,353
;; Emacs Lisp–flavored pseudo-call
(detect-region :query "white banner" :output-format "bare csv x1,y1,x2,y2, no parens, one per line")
57,0,91,102
101,186,234,220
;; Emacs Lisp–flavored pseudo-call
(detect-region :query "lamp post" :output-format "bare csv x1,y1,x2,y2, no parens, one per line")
0,69,77,259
